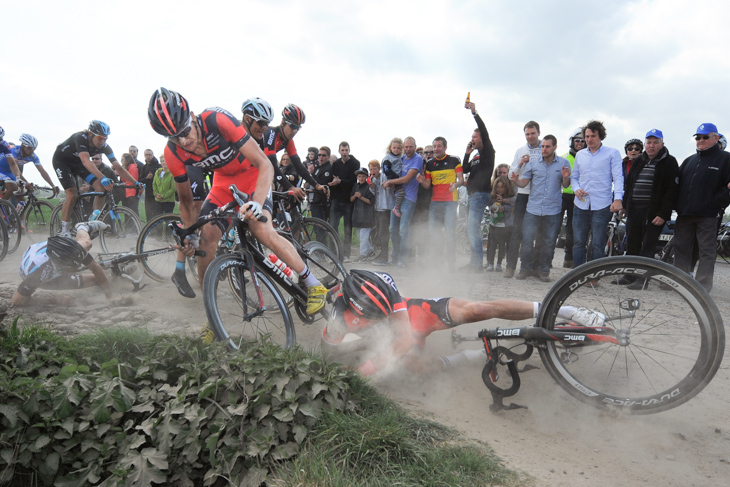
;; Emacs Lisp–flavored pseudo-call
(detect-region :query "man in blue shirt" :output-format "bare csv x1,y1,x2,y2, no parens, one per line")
384,136,423,268
511,135,571,281
570,120,624,268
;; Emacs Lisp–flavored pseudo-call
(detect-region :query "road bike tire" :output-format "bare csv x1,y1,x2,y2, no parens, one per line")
23,200,55,244
295,217,344,262
537,256,724,414
49,204,82,237
0,200,22,253
0,218,8,262
203,253,295,350
99,206,142,254
456,221,470,254
136,213,182,282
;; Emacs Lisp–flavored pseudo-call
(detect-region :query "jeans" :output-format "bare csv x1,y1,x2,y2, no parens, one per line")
506,193,529,270
673,215,718,292
428,200,458,267
561,193,575,260
520,212,562,275
330,200,353,258
572,205,611,267
467,192,489,266
374,210,391,261
389,198,416,264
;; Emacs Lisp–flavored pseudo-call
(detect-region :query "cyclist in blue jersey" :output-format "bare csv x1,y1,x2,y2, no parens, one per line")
0,127,27,200
10,134,59,192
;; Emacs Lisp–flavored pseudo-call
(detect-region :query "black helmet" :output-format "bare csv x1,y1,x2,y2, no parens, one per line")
46,236,86,270
88,120,111,137
148,87,191,137
342,270,399,320
624,139,643,154
282,103,306,125
241,97,274,123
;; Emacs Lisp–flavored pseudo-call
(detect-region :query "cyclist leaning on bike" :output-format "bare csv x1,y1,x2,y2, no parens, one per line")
147,88,327,315
52,120,142,236
0,128,30,200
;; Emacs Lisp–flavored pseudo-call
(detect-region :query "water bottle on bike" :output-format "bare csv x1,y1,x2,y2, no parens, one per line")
266,254,293,277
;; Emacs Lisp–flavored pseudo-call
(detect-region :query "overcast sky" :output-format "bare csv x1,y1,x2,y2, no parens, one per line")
3,0,729,186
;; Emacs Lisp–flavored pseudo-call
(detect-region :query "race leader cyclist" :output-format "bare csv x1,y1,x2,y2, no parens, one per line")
240,99,326,199
10,134,60,193
12,221,113,307
321,270,606,376
147,87,327,316
52,120,142,236
0,126,28,200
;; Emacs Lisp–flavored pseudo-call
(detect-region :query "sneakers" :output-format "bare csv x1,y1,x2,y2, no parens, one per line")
75,220,110,237
199,322,215,344
485,264,494,272
306,284,327,314
570,307,606,327
171,270,196,298
539,274,552,282
392,207,402,218
495,264,503,272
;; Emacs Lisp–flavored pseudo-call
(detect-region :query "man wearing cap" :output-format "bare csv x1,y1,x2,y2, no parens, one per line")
673,123,730,292
618,129,679,289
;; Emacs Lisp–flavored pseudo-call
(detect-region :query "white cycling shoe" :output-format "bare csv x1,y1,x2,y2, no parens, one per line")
75,220,110,237
569,307,606,327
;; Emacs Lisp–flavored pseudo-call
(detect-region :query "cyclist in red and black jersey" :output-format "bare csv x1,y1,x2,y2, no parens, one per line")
243,101,327,199
321,270,606,376
148,88,327,315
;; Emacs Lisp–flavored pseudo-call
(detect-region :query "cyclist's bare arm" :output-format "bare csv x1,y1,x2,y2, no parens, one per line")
79,152,109,183
87,260,114,299
108,158,138,185
238,138,274,212
5,154,22,180
34,164,57,190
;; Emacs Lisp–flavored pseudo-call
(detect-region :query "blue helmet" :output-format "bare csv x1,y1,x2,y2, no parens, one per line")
88,120,111,137
241,97,274,123
19,133,38,149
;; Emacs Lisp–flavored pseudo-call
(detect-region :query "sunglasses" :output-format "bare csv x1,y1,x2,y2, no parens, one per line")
254,120,268,128
695,135,711,140
424,151,434,155
627,146,641,151
318,153,328,157
573,139,585,143
170,122,193,140
286,122,301,130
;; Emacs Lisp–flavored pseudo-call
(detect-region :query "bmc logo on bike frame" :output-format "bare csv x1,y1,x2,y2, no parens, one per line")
262,258,293,285
496,328,522,337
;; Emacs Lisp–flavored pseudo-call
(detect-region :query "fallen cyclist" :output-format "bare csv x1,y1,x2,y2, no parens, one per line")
12,221,113,307
320,269,605,376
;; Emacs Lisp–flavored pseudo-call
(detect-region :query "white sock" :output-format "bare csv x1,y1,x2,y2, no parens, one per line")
299,265,321,288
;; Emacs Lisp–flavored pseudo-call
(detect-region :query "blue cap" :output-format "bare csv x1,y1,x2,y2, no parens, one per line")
645,129,663,139
694,123,718,136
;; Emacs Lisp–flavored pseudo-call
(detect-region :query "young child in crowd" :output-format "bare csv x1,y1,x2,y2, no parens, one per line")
351,168,375,262
368,159,394,265
381,137,406,217
486,175,516,272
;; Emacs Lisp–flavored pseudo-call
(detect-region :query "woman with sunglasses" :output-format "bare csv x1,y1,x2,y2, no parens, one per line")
623,138,644,177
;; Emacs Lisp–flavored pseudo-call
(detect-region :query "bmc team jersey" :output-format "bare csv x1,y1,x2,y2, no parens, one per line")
261,126,318,190
11,146,42,168
425,155,463,202
164,108,252,181
52,132,116,166
328,272,457,349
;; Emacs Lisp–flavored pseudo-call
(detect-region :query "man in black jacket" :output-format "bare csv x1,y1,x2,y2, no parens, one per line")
328,141,360,262
674,123,730,292
619,129,679,289
461,101,496,272
141,149,161,221
310,146,334,223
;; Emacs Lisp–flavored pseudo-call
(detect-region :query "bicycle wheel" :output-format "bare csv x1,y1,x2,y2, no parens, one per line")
294,217,344,262
99,206,142,254
136,213,182,282
0,218,8,262
294,241,347,323
456,221,470,254
23,200,55,243
203,253,295,350
49,204,82,236
538,256,724,414
0,200,21,253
